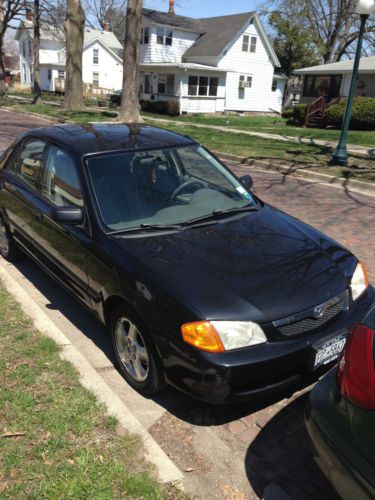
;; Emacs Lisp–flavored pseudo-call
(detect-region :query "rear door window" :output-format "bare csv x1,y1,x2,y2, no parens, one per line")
14,139,47,189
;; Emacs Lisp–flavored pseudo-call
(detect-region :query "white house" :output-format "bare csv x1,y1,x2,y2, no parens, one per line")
294,55,375,104
15,13,123,93
139,6,286,114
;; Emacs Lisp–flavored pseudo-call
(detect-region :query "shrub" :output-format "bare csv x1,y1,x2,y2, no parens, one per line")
140,99,180,116
292,104,307,125
324,96,375,130
281,107,293,120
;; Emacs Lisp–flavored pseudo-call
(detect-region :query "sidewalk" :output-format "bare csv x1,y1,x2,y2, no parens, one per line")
144,116,373,157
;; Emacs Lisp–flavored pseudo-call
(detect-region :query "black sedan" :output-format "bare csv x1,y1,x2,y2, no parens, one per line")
0,123,373,403
306,306,375,499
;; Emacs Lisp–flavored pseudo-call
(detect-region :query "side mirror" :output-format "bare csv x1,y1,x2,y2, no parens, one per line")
240,174,253,190
51,206,84,225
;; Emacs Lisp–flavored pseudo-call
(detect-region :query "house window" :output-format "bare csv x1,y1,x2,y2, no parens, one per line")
22,41,26,57
303,74,342,98
188,76,219,96
239,75,252,88
93,72,100,87
272,80,277,92
209,77,219,97
29,40,32,57
48,69,52,81
242,35,249,52
141,27,149,44
250,37,257,53
144,74,151,93
156,27,173,46
157,74,175,94
58,69,65,79
93,48,99,64
22,64,27,83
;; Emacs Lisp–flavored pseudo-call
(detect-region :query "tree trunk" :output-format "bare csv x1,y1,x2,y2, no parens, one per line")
33,0,42,104
0,0,6,98
63,0,85,110
118,0,143,123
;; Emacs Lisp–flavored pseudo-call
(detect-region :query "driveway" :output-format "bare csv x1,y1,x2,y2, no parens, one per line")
1,109,374,499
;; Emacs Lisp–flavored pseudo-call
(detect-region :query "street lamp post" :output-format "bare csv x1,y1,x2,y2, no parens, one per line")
330,0,375,166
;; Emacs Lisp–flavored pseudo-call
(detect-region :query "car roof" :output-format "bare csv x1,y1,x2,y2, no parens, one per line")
22,123,196,156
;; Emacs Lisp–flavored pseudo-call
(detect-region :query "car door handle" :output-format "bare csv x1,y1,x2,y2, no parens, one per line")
34,212,44,222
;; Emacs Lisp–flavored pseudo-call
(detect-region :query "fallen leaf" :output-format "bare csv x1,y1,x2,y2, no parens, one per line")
184,467,195,473
0,482,8,494
9,469,21,479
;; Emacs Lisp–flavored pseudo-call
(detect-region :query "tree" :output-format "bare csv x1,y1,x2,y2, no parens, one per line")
32,1,41,104
269,11,319,76
62,0,85,110
118,0,142,123
84,0,126,42
264,0,375,63
0,0,24,96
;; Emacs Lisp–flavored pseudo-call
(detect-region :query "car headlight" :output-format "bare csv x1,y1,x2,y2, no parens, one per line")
181,320,267,352
350,261,368,301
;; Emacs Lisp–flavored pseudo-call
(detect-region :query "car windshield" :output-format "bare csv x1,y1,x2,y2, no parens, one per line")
85,144,256,232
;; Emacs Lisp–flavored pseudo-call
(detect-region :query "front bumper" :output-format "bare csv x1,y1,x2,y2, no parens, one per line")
155,287,375,404
305,371,375,500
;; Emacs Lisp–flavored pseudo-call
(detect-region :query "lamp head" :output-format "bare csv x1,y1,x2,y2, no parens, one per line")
356,0,375,15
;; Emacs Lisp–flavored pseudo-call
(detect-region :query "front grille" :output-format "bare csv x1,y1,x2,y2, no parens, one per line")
274,290,349,337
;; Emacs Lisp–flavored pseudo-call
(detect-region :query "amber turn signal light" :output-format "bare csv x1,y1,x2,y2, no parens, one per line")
181,321,225,353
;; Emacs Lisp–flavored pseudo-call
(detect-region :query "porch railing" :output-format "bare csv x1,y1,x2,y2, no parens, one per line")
305,95,344,127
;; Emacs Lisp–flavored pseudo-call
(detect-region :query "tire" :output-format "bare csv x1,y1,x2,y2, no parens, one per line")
0,214,21,262
110,304,165,395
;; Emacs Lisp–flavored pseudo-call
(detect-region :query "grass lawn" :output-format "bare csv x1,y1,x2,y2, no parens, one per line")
0,285,176,499
146,120,375,183
143,112,375,148
1,98,374,182
0,98,116,123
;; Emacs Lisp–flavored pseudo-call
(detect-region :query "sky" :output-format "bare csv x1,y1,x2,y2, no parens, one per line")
144,0,261,18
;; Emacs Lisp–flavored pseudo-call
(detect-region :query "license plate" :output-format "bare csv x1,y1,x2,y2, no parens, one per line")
314,335,347,369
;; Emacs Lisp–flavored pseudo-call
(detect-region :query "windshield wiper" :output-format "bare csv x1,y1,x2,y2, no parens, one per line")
110,223,184,235
183,204,258,226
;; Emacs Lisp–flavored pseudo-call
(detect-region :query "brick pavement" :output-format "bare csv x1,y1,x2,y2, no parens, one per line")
1,110,374,498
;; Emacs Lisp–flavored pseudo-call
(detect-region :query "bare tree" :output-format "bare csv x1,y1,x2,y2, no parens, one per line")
118,0,142,123
263,0,375,63
0,0,24,96
62,0,85,110
32,1,41,103
84,0,126,41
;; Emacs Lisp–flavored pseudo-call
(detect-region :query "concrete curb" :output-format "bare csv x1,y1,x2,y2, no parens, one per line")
215,151,375,199
0,260,183,487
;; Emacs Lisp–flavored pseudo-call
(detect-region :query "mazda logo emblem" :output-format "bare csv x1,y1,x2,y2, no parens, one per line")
313,306,325,319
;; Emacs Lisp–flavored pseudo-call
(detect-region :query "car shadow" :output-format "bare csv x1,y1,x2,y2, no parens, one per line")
245,393,340,499
12,256,320,426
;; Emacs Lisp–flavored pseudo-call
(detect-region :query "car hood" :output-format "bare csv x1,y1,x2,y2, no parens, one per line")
111,205,356,323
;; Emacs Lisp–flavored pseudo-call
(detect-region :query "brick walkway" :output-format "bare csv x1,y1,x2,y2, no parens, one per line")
1,109,374,499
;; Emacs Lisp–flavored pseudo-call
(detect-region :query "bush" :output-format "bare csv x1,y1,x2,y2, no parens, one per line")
140,99,180,116
281,107,293,120
324,96,375,130
292,104,307,125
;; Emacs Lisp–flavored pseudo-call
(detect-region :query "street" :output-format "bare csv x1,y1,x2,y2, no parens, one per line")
0,109,374,498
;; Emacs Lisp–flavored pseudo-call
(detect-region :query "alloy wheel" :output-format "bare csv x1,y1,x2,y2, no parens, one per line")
114,317,149,382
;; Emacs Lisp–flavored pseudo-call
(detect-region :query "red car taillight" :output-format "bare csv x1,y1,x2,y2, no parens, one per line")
336,324,375,410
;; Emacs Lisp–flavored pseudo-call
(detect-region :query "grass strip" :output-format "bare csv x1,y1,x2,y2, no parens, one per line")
0,284,176,499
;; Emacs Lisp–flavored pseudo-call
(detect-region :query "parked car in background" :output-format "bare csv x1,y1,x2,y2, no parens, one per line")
0,123,373,403
306,305,375,500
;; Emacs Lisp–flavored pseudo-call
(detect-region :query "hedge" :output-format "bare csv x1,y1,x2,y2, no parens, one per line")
282,104,307,125
324,96,375,130
140,99,180,116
